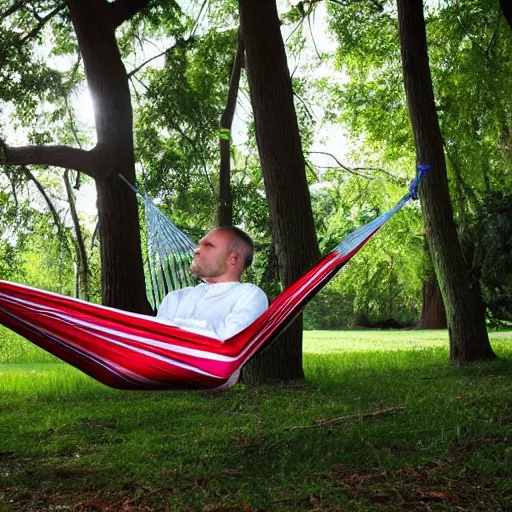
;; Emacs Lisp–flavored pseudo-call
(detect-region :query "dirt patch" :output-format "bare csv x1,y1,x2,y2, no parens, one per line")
326,458,505,511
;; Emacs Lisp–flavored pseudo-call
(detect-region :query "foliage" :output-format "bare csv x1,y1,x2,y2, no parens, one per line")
325,0,414,165
20,213,74,295
304,177,426,329
471,191,512,326
1,0,510,330
135,28,238,230
325,0,512,324
0,189,29,280
0,167,99,299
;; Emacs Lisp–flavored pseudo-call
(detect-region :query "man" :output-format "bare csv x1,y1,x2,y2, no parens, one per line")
157,226,268,341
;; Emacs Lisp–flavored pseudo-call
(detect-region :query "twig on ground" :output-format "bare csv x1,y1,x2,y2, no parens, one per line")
285,406,405,430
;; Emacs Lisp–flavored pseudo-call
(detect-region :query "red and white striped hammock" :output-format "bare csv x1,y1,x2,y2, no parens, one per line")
0,193,412,391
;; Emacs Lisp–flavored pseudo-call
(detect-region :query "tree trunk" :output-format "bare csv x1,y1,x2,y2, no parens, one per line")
218,28,244,227
397,0,495,363
96,172,149,311
66,0,151,313
415,271,447,330
499,0,512,31
64,170,90,301
239,0,321,383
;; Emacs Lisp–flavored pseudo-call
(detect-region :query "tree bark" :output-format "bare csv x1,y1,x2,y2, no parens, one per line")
499,0,512,31
1,144,95,175
65,0,151,313
397,0,495,363
64,170,90,301
239,0,321,383
218,28,244,227
415,271,447,330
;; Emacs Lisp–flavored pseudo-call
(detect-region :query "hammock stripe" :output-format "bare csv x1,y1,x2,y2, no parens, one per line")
0,192,412,391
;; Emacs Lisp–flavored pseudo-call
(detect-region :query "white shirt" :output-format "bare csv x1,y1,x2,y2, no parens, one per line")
156,282,268,341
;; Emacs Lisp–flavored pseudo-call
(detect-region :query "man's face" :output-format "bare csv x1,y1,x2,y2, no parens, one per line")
190,229,232,280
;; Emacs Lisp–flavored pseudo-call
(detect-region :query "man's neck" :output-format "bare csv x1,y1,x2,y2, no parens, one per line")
203,276,241,285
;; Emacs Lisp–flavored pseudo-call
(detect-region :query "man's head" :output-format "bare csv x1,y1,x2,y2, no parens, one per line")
190,226,254,283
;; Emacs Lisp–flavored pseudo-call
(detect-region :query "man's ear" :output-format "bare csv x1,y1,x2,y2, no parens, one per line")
229,251,241,268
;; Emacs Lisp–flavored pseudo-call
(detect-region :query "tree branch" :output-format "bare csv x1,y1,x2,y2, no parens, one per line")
64,169,90,300
20,3,66,44
218,27,244,226
111,0,151,28
220,29,244,131
293,90,315,122
0,141,98,178
305,151,374,179
127,37,196,79
21,166,73,257
191,0,209,38
351,166,407,183
0,0,28,21
307,11,322,60
313,164,374,180
285,406,405,430
305,151,406,183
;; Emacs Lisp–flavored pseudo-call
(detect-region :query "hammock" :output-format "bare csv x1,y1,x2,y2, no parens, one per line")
0,175,424,391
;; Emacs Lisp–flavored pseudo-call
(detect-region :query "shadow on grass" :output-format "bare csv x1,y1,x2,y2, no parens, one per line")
0,339,511,511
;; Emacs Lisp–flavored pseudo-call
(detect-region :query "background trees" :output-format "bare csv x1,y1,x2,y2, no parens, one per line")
0,0,157,313
1,0,510,375
397,0,495,363
239,0,320,382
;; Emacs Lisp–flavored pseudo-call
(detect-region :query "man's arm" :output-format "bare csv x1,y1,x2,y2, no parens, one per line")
155,284,268,341
156,289,182,320
207,286,268,341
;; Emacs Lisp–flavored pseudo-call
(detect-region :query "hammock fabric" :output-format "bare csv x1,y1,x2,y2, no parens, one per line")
0,193,413,391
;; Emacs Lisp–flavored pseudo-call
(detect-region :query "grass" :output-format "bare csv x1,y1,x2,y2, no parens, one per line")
0,328,511,511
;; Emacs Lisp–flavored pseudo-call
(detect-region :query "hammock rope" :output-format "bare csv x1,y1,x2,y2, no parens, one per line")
118,174,198,309
0,166,428,391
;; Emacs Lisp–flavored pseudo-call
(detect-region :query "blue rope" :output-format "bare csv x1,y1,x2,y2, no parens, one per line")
409,164,431,200
333,164,430,257
118,173,143,198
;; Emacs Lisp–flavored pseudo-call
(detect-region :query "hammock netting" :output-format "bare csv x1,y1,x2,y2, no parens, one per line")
118,175,199,310
0,188,415,391
143,194,199,310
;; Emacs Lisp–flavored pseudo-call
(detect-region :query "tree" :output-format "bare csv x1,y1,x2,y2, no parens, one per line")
63,170,91,301
396,0,495,363
499,0,512,31
0,0,152,313
414,271,447,330
218,27,244,227
239,0,321,382
326,0,512,329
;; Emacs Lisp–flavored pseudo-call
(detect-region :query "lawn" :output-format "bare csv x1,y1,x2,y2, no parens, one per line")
0,328,511,511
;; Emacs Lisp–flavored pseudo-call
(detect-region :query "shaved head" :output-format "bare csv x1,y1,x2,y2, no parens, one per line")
190,226,255,283
215,226,254,269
